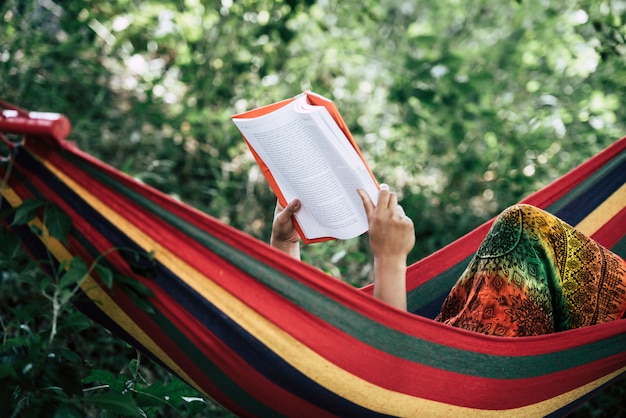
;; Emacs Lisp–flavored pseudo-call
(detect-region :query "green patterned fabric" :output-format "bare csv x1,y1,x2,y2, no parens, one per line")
437,204,626,336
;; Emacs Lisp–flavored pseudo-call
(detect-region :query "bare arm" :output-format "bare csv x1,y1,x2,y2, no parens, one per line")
270,187,414,311
358,185,415,311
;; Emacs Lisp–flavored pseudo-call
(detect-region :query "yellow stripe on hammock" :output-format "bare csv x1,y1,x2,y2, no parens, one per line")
575,182,626,236
30,155,620,416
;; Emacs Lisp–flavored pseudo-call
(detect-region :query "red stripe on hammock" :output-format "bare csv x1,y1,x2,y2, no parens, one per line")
23,141,626,357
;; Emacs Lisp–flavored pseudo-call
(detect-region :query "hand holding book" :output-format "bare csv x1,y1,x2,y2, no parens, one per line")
235,93,414,311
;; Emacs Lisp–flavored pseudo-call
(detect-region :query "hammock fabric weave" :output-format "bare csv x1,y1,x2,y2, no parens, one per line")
1,105,625,417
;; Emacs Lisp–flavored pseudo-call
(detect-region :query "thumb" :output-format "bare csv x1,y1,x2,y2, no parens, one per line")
281,199,301,217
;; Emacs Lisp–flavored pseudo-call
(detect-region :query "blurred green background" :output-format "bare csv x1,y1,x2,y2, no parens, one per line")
1,0,625,416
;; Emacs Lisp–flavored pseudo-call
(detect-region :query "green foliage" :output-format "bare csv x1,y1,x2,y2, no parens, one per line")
1,0,626,416
0,198,223,416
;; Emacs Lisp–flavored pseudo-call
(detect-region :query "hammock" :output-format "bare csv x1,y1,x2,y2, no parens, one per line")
1,103,625,417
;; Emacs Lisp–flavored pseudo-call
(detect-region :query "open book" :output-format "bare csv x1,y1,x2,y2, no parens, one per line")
232,91,379,243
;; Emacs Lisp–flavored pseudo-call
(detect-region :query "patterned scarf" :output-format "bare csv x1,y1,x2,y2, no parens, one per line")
436,204,626,337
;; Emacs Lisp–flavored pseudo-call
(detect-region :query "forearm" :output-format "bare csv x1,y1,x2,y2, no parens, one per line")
373,256,407,311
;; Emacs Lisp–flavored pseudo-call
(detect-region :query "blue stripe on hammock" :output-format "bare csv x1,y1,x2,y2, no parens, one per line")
551,150,626,225
21,145,626,378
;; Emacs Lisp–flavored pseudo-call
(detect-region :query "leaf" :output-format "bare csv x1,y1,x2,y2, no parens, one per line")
83,369,128,394
83,369,121,388
86,392,140,416
116,275,154,298
39,276,53,293
115,275,155,314
57,311,91,335
44,203,73,245
55,346,85,365
120,249,157,278
59,257,88,289
12,299,49,322
133,390,171,409
135,378,206,410
127,295,155,315
11,199,43,226
59,287,75,305
28,223,44,236
95,264,114,288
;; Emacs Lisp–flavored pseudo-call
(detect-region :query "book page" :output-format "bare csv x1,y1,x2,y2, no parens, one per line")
233,97,377,240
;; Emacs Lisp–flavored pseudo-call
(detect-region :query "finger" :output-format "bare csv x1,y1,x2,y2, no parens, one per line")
357,189,375,218
387,190,398,210
376,184,391,209
377,189,397,212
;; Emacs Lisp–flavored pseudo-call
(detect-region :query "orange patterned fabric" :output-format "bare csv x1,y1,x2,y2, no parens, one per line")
436,204,626,337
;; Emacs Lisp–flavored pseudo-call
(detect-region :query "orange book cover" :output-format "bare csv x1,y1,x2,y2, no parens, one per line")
232,91,378,244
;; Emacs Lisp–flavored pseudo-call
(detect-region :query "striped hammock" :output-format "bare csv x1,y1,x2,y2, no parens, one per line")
1,105,625,417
